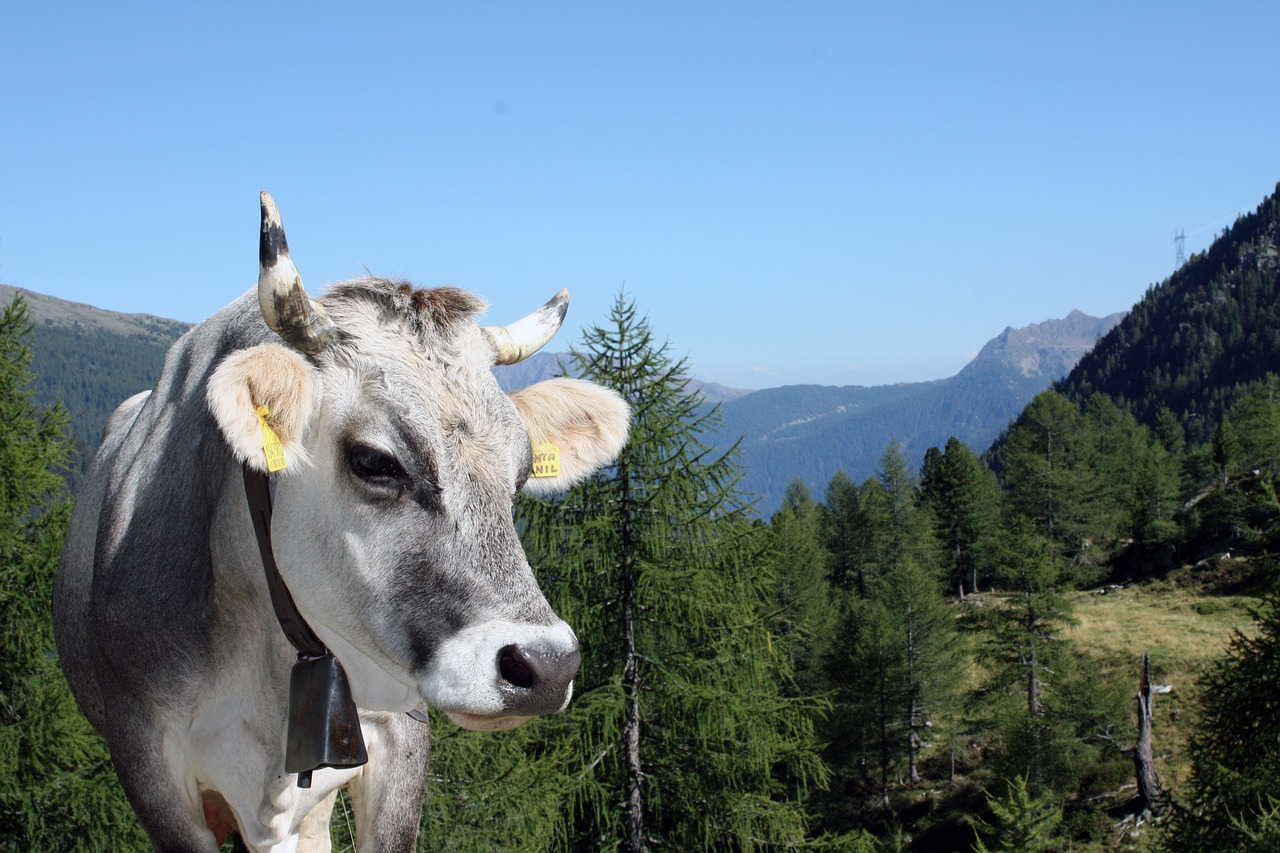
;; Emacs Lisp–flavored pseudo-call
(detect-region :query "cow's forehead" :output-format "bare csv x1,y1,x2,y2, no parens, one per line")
315,277,522,439
319,277,490,355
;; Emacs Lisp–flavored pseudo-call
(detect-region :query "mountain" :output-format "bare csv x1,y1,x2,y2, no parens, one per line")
1058,182,1280,444
712,309,1124,514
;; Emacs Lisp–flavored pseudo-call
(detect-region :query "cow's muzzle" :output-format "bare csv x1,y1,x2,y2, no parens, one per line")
496,643,581,716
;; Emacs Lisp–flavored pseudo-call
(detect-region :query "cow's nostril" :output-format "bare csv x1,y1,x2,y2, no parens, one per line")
498,645,536,689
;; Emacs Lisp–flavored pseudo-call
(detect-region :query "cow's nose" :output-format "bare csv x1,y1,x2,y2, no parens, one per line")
497,643,581,715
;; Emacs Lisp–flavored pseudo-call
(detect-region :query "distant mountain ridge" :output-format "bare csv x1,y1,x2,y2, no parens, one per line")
711,309,1124,513
0,284,191,480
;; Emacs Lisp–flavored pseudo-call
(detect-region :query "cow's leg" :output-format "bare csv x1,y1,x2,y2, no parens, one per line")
346,714,432,852
295,790,339,853
105,726,221,852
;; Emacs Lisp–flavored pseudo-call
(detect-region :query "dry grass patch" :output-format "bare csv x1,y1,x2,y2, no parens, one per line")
1065,582,1262,795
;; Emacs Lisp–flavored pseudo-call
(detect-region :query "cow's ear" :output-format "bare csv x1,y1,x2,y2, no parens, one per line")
510,377,630,496
207,343,319,473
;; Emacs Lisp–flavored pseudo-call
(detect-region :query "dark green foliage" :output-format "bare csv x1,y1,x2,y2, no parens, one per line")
821,446,960,814
998,390,1184,580
769,480,837,697
920,437,1002,598
968,775,1065,853
1160,597,1280,852
1059,182,1280,444
997,391,1109,578
969,519,1116,796
0,296,146,851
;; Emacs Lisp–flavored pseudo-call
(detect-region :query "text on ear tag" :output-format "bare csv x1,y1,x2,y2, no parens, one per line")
531,442,561,478
255,405,288,472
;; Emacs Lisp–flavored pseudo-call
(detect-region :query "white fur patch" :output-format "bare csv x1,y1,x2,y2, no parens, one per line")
207,343,318,473
421,618,578,716
510,377,630,496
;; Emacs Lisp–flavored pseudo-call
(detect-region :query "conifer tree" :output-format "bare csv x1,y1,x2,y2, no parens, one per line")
1128,440,1182,547
1160,597,1280,852
435,293,828,850
823,445,957,812
769,479,836,698
974,518,1073,794
968,775,1065,853
0,296,145,850
920,437,1001,599
821,470,863,593
999,390,1107,582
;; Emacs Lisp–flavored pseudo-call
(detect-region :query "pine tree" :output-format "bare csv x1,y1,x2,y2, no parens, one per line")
0,295,146,850
441,293,828,850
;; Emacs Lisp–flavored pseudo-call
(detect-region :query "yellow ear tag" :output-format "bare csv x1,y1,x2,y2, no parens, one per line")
255,404,288,473
531,442,561,478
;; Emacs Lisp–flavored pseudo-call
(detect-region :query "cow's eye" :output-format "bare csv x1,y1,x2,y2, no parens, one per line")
348,446,404,485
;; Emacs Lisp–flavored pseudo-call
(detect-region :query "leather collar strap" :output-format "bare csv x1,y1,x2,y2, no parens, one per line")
242,466,368,787
242,468,328,659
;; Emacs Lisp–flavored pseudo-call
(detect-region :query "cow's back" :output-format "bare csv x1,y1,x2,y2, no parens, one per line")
53,391,148,730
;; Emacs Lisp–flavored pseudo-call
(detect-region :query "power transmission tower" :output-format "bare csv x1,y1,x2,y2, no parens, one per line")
1174,230,1186,268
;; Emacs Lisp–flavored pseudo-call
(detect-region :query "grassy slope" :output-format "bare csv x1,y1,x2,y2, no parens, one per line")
1065,577,1260,809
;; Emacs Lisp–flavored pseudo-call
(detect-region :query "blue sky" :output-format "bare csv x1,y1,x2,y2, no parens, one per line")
2,3,1277,388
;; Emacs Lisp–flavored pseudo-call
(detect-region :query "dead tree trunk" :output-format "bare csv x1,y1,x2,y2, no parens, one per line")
1133,653,1170,817
1089,653,1171,820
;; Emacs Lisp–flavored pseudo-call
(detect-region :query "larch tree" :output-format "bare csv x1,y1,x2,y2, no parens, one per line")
971,517,1117,797
768,479,836,699
823,444,957,812
479,293,828,851
998,390,1104,576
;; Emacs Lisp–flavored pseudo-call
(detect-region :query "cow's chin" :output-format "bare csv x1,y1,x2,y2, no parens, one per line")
446,711,533,732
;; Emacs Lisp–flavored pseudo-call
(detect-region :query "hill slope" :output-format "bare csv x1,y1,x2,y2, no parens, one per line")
1058,182,1280,443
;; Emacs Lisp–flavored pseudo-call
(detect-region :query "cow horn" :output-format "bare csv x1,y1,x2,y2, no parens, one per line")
258,192,336,355
484,289,570,365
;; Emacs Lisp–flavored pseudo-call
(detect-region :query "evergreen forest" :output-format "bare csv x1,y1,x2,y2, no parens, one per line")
6,183,1280,850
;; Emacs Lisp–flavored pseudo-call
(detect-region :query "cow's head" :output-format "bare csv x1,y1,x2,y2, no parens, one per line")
207,193,628,730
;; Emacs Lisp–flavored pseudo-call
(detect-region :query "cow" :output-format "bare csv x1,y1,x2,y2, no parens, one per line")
53,192,630,852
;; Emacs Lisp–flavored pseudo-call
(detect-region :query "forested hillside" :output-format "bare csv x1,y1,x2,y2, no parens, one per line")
1059,182,1280,443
